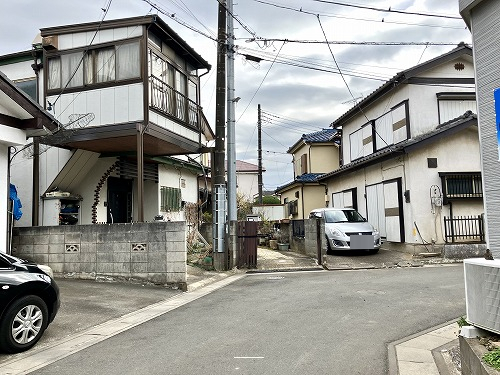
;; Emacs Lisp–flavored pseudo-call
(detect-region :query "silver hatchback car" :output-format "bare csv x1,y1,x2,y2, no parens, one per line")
310,208,381,254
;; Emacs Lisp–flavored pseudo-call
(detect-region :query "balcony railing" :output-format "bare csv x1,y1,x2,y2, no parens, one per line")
149,75,206,132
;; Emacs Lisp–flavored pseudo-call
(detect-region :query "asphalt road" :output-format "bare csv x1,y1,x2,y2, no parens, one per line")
34,265,465,375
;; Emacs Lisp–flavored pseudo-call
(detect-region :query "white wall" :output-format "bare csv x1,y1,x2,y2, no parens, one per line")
341,57,475,164
252,205,285,221
327,126,482,245
237,172,259,200
0,144,9,252
47,83,144,127
158,162,199,222
0,126,28,251
0,60,34,81
56,27,143,51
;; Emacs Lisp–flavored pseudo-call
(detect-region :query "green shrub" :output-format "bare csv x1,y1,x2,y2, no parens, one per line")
457,316,468,328
483,348,500,370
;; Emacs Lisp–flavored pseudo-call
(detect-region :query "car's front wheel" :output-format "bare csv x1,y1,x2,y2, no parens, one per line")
0,295,49,353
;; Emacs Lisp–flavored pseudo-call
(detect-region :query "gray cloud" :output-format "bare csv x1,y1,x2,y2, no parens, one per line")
0,0,472,190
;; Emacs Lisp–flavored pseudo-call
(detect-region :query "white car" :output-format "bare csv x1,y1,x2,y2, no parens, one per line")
309,208,381,254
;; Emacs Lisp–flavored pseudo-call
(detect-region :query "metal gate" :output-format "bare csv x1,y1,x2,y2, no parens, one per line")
237,221,258,268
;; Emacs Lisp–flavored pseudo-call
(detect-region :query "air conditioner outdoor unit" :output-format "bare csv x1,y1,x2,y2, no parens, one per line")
464,258,500,334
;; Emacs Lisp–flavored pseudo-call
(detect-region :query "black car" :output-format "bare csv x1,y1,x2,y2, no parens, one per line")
0,253,60,353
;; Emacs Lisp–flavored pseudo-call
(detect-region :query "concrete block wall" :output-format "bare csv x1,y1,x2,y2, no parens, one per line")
11,222,187,288
292,219,325,260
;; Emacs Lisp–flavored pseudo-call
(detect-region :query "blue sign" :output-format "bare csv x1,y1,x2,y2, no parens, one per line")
495,89,500,160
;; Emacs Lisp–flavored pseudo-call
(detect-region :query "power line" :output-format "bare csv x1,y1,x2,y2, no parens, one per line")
252,0,466,29
261,128,288,148
237,41,286,123
51,0,113,109
143,0,219,42
309,0,463,20
247,38,460,46
238,49,392,81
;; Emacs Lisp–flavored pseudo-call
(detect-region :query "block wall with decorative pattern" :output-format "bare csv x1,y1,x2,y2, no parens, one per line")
11,222,186,288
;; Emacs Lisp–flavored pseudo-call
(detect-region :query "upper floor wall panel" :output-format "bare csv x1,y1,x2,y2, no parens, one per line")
52,26,143,52
47,83,144,126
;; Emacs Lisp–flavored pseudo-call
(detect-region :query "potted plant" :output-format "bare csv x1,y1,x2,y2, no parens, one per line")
275,229,289,251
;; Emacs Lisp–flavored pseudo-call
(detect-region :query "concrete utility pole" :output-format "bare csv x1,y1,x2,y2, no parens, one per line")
212,0,228,271
226,0,238,268
258,104,263,204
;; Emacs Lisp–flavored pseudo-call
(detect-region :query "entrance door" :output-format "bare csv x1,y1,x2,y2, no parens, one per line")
383,180,404,242
366,184,386,238
365,179,404,242
107,177,133,223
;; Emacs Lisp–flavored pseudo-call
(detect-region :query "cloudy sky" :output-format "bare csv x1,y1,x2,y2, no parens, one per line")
0,0,471,192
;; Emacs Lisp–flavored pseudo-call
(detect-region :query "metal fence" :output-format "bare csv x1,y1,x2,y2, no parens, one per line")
443,215,484,243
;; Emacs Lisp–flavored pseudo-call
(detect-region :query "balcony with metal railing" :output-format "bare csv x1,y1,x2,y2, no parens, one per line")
149,75,208,133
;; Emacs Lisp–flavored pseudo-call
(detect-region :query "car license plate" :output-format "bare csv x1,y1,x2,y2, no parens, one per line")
350,235,374,249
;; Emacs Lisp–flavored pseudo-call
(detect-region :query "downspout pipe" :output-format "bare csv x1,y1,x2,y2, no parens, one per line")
301,183,305,220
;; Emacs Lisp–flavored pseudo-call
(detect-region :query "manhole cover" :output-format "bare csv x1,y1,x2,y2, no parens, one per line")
267,276,285,280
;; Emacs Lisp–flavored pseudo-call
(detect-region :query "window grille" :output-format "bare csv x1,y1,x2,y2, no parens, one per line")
439,173,482,200
160,186,181,211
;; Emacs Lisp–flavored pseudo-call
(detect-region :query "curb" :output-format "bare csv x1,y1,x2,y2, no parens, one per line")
388,318,460,375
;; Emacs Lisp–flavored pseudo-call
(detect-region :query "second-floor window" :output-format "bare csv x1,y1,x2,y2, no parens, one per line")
47,41,140,91
437,92,476,124
374,101,408,151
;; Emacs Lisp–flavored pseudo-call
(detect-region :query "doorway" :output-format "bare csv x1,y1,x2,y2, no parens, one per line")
107,177,133,223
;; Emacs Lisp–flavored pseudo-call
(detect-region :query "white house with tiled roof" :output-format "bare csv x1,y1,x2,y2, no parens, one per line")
320,44,483,255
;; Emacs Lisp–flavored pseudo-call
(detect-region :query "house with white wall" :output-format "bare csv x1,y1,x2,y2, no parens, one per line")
0,71,59,251
319,43,483,253
0,15,213,227
234,160,265,201
276,128,340,219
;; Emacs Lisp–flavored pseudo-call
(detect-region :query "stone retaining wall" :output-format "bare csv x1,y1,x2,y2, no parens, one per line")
11,222,187,288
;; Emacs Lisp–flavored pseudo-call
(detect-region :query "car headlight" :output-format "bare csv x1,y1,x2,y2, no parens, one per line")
328,228,343,237
37,264,54,279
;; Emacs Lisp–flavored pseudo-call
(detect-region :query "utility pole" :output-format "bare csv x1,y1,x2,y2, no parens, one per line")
212,0,228,271
226,0,238,268
257,104,263,204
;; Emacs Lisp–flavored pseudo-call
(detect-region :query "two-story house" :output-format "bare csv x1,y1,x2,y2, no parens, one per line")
1,15,214,226
276,128,340,219
319,43,482,253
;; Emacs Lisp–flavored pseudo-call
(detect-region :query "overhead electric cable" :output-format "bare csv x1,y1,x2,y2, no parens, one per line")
252,0,466,29
51,0,113,108
309,0,463,20
248,38,460,46
237,41,286,123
